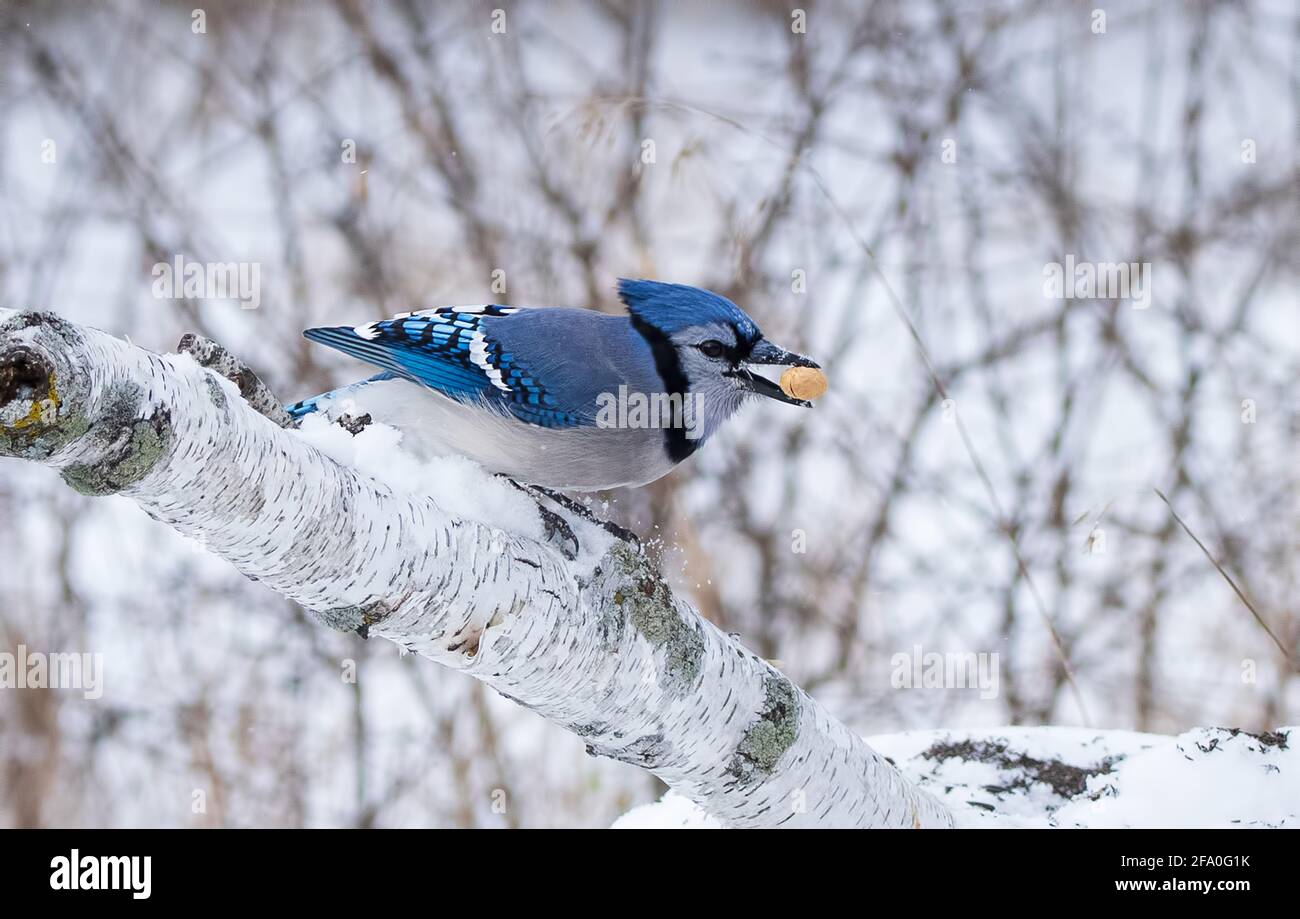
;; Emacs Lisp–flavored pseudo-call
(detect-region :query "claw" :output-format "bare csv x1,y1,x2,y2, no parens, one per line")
537,504,579,561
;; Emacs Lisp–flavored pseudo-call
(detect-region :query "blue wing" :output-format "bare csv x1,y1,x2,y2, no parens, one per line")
302,306,587,428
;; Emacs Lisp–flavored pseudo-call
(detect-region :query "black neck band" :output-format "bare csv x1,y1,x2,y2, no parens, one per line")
628,315,699,463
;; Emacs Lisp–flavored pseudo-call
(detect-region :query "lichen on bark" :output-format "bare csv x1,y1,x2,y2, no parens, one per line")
726,672,800,784
0,346,90,461
61,382,172,496
309,599,391,638
609,541,705,694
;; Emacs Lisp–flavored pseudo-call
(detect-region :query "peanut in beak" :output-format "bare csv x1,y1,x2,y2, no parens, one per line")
778,366,828,402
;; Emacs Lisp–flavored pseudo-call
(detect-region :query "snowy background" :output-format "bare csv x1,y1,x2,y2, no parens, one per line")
616,726,1299,828
0,0,1296,827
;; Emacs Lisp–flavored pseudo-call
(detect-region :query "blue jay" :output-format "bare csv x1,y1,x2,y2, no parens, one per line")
288,279,819,490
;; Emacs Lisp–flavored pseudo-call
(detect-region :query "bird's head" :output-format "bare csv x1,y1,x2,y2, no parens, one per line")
619,279,820,440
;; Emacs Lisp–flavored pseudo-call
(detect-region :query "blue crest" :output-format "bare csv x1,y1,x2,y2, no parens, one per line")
617,279,760,343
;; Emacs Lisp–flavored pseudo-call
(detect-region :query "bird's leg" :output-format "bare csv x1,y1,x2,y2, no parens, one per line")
499,477,579,561
531,486,641,547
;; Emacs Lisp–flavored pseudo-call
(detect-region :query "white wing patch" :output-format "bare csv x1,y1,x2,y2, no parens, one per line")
469,331,512,392
389,305,522,319
354,308,522,383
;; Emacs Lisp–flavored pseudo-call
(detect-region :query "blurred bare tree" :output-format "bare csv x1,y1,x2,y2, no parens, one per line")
0,0,1295,827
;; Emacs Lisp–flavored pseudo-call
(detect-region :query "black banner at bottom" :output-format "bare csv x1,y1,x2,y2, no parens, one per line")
0,828,1285,904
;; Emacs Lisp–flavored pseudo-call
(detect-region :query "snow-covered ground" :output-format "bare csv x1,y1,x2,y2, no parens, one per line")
613,726,1299,828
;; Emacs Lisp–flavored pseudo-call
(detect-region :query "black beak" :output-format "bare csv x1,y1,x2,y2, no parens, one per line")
722,338,820,407
747,339,820,370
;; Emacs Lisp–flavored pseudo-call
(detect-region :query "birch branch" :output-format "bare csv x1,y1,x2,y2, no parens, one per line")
0,310,955,828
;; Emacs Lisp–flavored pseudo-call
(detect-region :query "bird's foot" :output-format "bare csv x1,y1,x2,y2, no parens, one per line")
537,504,579,561
499,477,579,560
529,486,641,547
336,412,372,435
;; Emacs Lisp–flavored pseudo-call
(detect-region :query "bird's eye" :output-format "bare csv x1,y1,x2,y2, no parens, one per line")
698,340,726,359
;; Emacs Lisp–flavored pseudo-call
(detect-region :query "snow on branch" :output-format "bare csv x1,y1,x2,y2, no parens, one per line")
0,310,955,828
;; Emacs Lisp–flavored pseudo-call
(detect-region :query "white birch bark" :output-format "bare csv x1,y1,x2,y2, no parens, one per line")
0,309,955,828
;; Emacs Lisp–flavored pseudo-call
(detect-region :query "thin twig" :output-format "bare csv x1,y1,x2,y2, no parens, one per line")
1154,489,1294,668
